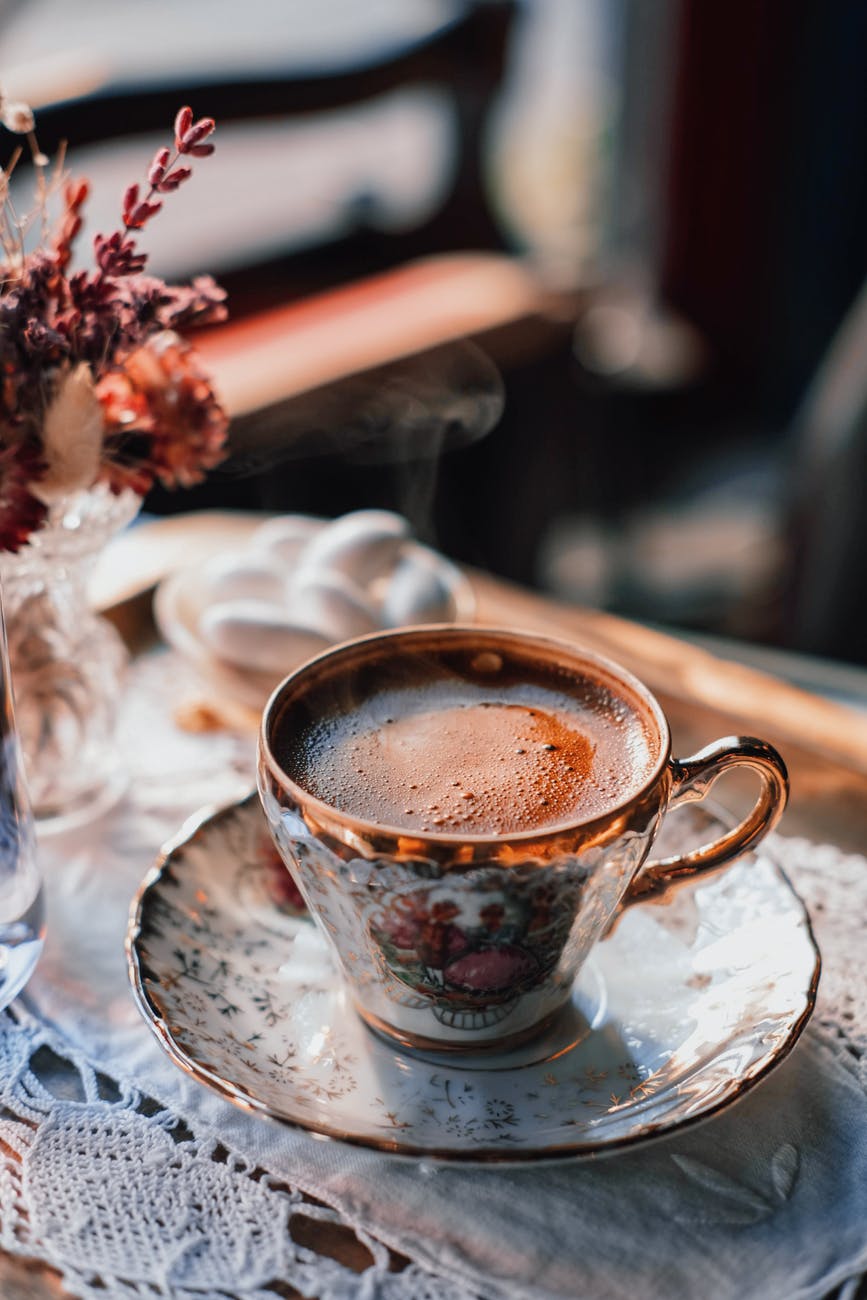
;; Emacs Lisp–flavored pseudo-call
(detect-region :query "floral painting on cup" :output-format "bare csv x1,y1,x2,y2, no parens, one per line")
367,872,586,1026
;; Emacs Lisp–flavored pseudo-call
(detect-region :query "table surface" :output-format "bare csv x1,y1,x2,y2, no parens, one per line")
8,514,867,1298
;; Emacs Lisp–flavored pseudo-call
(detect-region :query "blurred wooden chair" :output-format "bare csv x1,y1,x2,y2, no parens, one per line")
4,2,518,309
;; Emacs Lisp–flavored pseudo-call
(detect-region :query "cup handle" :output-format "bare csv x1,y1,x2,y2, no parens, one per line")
624,736,789,907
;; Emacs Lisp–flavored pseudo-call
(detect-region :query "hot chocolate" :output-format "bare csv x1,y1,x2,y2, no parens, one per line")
273,642,660,836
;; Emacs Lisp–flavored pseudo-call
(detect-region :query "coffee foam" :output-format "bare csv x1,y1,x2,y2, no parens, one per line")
275,648,660,836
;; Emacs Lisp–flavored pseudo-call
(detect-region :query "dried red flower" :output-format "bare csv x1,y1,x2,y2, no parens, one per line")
179,117,215,152
174,106,193,147
52,178,89,271
148,148,171,188
157,167,191,193
97,333,227,493
93,230,146,276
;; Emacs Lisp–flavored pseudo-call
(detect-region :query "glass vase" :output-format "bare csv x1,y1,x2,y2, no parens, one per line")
0,592,44,1008
0,485,141,828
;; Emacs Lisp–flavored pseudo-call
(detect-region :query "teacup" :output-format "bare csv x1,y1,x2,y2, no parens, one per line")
257,626,787,1051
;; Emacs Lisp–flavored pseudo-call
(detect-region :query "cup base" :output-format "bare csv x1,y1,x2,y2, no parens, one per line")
355,996,597,1070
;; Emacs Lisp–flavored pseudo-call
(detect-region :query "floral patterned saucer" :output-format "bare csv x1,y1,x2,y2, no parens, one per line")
127,794,820,1162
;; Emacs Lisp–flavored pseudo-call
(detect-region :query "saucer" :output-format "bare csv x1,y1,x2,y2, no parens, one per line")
127,795,820,1162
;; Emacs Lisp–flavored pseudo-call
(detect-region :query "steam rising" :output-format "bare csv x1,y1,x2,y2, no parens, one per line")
216,340,504,475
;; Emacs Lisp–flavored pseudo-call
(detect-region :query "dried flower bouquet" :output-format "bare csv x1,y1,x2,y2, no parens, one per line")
0,93,229,551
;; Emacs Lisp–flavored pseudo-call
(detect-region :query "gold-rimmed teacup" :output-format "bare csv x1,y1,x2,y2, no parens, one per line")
258,626,787,1052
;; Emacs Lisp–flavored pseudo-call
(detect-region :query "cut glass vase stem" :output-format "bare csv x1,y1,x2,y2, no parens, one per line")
0,485,141,829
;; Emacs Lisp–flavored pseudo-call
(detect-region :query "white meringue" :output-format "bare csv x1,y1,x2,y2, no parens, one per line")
199,600,332,673
288,571,380,642
381,554,456,626
200,553,287,604
251,515,324,566
295,510,409,585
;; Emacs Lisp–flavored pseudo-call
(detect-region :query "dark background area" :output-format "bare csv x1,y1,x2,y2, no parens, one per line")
4,0,867,664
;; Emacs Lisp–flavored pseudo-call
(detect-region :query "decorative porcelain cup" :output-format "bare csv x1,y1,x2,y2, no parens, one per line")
258,626,788,1052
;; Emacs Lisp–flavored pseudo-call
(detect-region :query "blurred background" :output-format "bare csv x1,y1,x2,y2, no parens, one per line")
3,0,867,669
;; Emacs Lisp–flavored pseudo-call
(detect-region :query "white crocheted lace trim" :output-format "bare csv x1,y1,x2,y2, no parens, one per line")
778,836,867,1091
0,1003,477,1300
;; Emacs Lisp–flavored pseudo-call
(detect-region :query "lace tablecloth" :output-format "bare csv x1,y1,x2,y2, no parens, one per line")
1,653,866,1300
